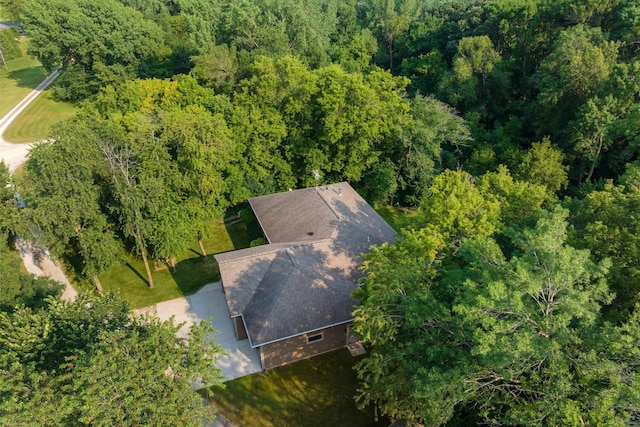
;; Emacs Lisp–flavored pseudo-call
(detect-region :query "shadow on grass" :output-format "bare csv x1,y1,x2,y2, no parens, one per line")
209,349,388,427
225,217,263,250
126,262,149,286
94,216,264,307
169,254,220,296
8,66,46,88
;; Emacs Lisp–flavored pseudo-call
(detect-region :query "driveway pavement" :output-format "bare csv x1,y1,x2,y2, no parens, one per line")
146,281,262,382
14,238,78,301
0,66,60,171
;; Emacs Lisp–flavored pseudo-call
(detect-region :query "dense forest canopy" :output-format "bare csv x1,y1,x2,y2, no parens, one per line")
1,0,640,425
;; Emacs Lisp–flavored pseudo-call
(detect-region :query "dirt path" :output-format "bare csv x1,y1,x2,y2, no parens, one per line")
0,67,75,300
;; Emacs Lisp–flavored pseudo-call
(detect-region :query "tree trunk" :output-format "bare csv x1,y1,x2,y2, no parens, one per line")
134,223,154,288
586,135,604,182
141,248,154,289
388,35,394,71
93,275,103,293
198,238,207,257
170,257,177,273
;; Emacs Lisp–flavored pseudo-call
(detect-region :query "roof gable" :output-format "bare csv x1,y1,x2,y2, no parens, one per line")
215,182,396,347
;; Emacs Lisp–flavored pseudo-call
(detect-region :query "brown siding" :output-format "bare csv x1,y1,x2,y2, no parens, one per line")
233,316,248,340
260,323,348,370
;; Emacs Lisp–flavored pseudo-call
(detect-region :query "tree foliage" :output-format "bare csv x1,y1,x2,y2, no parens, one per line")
569,181,640,321
12,1,640,423
353,207,639,426
22,0,165,99
0,292,225,426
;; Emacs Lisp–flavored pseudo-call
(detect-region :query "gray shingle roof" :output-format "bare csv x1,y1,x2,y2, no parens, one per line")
215,182,396,347
249,186,338,243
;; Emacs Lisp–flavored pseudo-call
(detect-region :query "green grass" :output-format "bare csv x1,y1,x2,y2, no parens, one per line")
0,38,77,143
375,205,425,232
92,217,262,309
209,349,387,427
3,90,77,142
0,40,45,118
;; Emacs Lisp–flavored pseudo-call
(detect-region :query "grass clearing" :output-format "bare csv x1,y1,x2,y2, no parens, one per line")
375,205,425,231
209,349,387,427
71,206,419,309
3,90,77,142
88,217,262,309
0,38,77,143
0,39,45,118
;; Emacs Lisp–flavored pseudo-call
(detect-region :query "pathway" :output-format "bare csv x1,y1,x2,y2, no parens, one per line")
0,66,76,300
138,281,262,382
0,66,60,170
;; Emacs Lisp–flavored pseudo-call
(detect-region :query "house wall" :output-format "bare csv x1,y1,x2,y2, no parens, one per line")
260,323,348,370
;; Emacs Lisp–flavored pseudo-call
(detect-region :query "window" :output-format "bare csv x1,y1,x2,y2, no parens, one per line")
306,332,324,344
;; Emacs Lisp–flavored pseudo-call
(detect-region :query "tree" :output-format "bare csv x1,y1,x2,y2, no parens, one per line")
161,105,248,255
610,0,640,60
22,0,165,99
0,161,27,240
0,0,26,20
176,0,222,51
308,65,410,183
0,292,225,426
393,95,472,205
232,56,411,189
212,0,339,67
536,25,618,105
0,244,62,312
0,27,22,61
453,36,502,85
364,0,421,70
22,127,120,293
477,165,547,227
515,137,568,200
569,181,640,321
421,169,501,247
353,207,639,425
571,96,617,181
190,44,239,93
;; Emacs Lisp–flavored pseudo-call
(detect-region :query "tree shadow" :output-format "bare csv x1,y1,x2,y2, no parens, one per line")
167,254,219,296
125,262,149,286
225,216,263,250
8,66,47,88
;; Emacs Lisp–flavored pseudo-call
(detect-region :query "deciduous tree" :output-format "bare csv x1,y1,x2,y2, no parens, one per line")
0,292,225,426
353,207,639,426
22,0,165,99
22,126,120,293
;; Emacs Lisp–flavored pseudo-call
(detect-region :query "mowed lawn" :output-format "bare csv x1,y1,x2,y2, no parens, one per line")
0,38,77,142
0,43,45,117
209,349,387,427
3,90,77,142
93,217,262,309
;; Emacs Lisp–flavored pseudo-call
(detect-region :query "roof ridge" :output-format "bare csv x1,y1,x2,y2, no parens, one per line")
243,251,295,340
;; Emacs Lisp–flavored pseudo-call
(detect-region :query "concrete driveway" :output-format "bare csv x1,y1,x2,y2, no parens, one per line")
0,66,60,171
148,282,262,382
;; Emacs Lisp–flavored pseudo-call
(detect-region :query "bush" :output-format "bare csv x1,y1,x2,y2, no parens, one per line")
249,237,266,247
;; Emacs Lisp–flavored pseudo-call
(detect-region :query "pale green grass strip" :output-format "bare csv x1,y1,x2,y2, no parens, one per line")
0,40,45,118
3,90,77,143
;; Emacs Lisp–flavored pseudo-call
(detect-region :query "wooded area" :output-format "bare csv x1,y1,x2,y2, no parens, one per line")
1,0,640,425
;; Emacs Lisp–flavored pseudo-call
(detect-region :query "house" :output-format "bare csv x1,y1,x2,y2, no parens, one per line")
214,182,396,370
